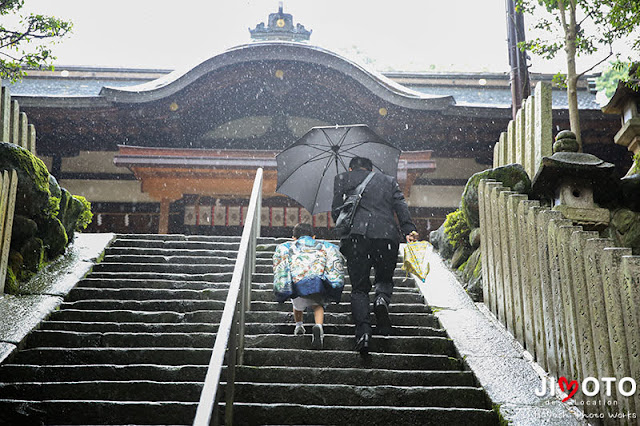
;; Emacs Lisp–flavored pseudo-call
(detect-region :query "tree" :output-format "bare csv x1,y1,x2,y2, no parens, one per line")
516,0,640,151
0,0,72,82
596,60,630,101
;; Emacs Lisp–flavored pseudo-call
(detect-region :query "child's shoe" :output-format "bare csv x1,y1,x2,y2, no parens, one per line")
311,324,324,350
294,324,306,335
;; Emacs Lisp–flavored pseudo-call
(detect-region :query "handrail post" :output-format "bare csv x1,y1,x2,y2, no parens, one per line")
193,168,263,426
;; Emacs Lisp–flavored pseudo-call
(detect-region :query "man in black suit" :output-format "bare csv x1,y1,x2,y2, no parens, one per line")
332,156,418,355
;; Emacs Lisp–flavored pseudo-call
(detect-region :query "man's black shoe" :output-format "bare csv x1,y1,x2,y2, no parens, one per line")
354,333,370,355
374,296,392,336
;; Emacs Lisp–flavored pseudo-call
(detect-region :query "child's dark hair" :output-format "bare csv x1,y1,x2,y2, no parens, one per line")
293,223,314,238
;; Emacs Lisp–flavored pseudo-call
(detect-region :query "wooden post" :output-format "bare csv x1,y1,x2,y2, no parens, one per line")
159,198,171,234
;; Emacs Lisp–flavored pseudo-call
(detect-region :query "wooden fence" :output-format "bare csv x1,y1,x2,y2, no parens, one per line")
0,83,37,293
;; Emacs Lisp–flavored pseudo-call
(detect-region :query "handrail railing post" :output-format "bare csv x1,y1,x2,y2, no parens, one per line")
193,168,263,426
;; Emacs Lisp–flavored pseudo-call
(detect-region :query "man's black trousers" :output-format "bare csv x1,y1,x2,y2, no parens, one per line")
340,235,400,338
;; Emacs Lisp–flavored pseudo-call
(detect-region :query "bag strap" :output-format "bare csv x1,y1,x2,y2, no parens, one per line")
354,171,375,196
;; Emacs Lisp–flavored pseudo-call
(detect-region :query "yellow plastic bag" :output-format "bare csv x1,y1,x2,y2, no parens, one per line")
402,241,431,282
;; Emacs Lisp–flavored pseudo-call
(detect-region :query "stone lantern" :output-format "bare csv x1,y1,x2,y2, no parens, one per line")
601,77,640,176
531,130,614,227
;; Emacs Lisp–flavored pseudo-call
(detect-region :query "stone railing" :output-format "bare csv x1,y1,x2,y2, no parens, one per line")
1,85,36,152
0,169,18,293
492,81,552,176
478,178,640,420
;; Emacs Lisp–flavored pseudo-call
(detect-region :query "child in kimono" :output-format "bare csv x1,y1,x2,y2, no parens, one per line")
272,223,345,350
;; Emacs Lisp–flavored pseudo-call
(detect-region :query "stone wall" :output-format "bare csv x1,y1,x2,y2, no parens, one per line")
479,178,640,418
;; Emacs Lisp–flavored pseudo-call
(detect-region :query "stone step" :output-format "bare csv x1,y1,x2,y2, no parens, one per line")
39,321,446,337
87,271,234,282
101,254,239,265
110,238,241,251
226,403,498,426
13,347,213,365
40,321,220,333
245,334,456,356
249,289,424,304
24,330,217,349
76,277,232,290
228,382,488,408
233,365,476,387
47,309,439,328
249,301,430,314
105,246,273,259
59,299,226,312
0,364,208,383
0,381,203,402
115,233,242,242
242,348,461,370
48,309,222,324
66,287,229,301
0,400,196,425
93,262,236,274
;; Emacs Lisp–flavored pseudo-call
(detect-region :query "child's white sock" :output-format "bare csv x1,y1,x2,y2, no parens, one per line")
295,321,303,327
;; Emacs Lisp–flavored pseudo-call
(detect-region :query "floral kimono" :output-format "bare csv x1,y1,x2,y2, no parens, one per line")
272,236,345,303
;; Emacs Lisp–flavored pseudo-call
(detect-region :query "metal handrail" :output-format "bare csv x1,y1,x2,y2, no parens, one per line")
193,168,263,426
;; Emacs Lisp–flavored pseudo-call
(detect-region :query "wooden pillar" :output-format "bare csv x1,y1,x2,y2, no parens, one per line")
159,198,171,234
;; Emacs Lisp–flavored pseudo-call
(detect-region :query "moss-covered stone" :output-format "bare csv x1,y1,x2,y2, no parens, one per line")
10,214,38,246
430,225,455,259
39,217,68,258
60,194,92,240
20,237,45,273
0,142,52,218
469,227,481,249
444,209,471,249
461,164,531,228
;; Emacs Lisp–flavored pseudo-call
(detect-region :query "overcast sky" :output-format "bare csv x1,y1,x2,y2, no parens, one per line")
16,0,616,74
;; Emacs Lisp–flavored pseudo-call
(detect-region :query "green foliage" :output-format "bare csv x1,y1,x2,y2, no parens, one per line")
0,0,73,82
597,61,632,100
48,196,60,218
443,209,471,249
632,152,640,175
73,195,93,231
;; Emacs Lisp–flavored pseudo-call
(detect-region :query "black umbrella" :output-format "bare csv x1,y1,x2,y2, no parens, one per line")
276,124,401,215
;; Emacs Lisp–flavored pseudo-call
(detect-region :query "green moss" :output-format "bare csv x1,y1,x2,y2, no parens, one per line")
632,152,640,175
5,266,18,294
49,196,60,218
458,258,469,272
5,143,50,196
73,195,93,231
473,256,483,278
492,403,510,426
444,209,471,249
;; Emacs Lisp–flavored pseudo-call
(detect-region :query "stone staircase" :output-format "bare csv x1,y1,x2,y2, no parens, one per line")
0,234,499,425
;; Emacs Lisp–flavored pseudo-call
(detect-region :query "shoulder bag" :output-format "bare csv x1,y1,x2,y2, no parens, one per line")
333,171,375,238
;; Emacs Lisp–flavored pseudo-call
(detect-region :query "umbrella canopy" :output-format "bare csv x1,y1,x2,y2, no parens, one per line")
276,124,401,215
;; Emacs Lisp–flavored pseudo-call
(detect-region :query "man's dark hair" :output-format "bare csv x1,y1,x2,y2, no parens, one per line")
293,222,314,238
349,156,373,171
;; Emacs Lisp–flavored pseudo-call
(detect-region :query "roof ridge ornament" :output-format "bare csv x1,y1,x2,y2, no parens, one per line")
249,2,312,42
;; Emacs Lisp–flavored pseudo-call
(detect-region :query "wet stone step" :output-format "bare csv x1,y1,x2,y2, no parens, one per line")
40,321,220,334
76,278,232,290
115,233,242,242
66,288,229,302
244,334,456,356
249,301,430,314
251,274,415,286
49,309,223,324
226,403,499,426
244,311,440,327
0,364,208,383
0,400,197,425
24,330,217,349
228,382,488,408
110,239,241,251
59,299,226,312
93,263,235,274
233,365,476,387
13,347,214,366
242,323,447,337
105,246,272,260
86,271,233,282
85,275,234,287
101,254,238,265
0,381,204,402
250,289,424,304
242,348,461,370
